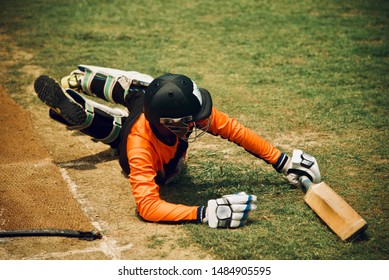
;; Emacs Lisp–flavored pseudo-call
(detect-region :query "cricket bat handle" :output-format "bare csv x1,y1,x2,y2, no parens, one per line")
299,176,368,241
299,175,313,191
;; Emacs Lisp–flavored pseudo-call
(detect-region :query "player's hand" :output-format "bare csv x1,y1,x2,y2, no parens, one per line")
282,149,321,188
203,192,257,228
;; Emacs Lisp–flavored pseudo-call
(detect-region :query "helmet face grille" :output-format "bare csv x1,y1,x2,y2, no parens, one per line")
160,115,212,142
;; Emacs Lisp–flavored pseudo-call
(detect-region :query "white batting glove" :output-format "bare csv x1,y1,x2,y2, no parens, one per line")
202,192,257,228
276,149,321,188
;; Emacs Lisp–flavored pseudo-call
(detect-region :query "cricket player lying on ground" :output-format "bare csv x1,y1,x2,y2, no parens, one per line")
34,65,321,228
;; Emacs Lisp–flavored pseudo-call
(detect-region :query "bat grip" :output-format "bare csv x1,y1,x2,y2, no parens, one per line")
299,176,312,191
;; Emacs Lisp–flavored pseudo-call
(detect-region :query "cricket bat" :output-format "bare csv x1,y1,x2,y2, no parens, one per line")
300,176,368,241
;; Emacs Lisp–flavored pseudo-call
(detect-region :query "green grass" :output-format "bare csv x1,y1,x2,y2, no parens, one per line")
1,0,388,259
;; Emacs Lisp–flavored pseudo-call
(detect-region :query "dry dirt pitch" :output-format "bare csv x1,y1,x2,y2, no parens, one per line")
0,38,210,260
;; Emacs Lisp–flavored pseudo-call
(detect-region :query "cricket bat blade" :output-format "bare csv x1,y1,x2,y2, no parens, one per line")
300,176,368,241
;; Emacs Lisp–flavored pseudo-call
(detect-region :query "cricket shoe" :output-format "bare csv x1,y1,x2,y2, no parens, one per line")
60,70,84,92
34,75,86,126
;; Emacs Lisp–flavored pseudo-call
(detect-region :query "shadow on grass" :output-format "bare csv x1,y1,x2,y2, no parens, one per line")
55,148,118,170
159,164,286,207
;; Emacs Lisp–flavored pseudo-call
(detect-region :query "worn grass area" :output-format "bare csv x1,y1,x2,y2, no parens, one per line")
1,0,388,259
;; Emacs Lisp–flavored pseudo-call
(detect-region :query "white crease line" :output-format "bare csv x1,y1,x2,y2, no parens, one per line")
59,167,133,260
59,168,97,226
1,158,130,258
57,161,92,168
0,158,52,168
0,208,5,228
32,158,52,167
25,242,134,260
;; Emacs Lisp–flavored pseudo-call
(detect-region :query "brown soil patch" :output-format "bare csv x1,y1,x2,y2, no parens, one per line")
0,93,96,231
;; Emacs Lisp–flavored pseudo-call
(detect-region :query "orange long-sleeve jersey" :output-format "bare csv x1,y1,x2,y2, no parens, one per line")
126,107,283,223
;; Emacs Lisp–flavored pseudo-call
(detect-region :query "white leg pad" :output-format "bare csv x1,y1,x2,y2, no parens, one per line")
78,64,154,86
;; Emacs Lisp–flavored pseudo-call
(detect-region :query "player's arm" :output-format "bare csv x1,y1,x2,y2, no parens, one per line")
206,107,282,164
207,108,320,187
128,147,257,228
128,147,198,222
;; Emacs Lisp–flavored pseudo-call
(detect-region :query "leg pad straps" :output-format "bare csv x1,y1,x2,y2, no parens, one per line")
65,89,124,145
79,66,150,105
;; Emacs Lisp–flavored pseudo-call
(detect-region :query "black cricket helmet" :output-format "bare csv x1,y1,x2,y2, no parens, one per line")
144,73,212,141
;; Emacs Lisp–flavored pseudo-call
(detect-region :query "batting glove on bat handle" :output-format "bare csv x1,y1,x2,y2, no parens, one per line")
275,149,321,188
202,192,257,228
